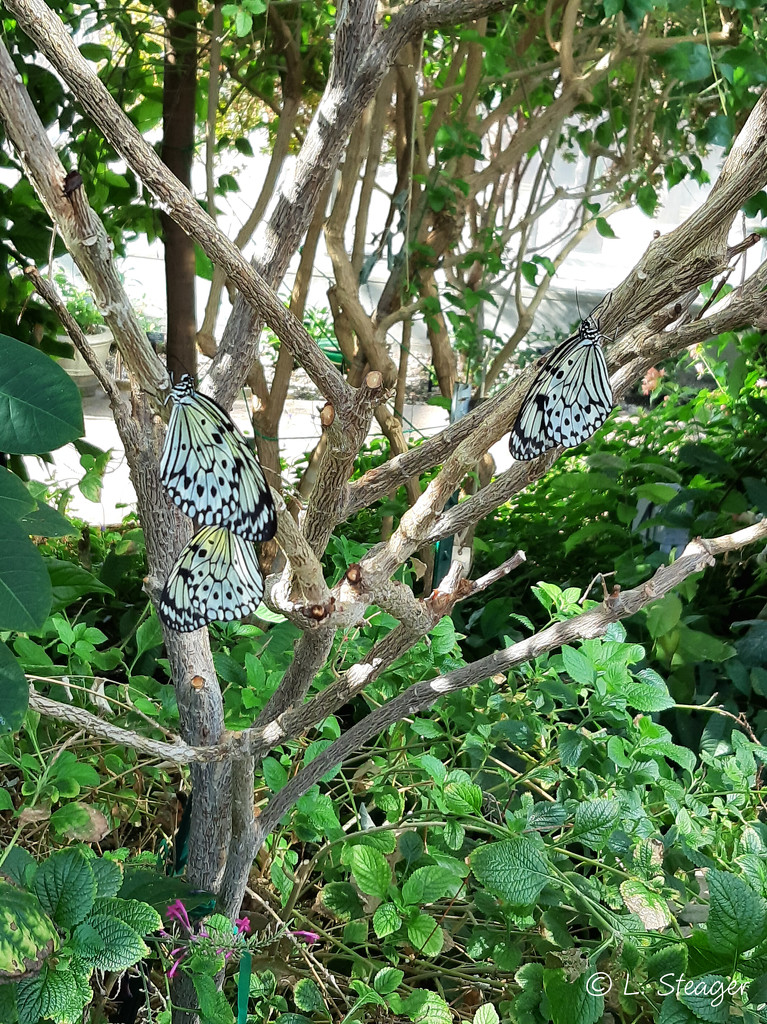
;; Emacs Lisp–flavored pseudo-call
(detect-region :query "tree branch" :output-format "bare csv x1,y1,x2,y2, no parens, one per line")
252,519,767,843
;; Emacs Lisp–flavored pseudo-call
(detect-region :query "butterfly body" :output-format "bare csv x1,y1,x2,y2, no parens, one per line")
509,304,612,461
159,526,264,632
160,375,276,542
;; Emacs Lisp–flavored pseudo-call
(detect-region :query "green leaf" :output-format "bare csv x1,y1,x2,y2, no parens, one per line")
561,646,595,686
374,966,404,995
542,969,603,1024
620,880,671,929
0,516,52,630
595,217,616,239
20,501,75,538
72,913,148,971
571,800,620,850
402,867,455,907
646,595,683,638
521,261,538,286
621,669,675,712
92,897,161,936
294,978,325,1013
373,903,401,938
658,995,698,1024
706,869,767,955
0,880,58,980
16,961,80,1024
473,1005,500,1024
33,849,97,930
400,990,452,1024
636,183,658,217
407,913,443,956
0,333,83,453
0,641,29,734
193,973,235,1024
658,42,712,83
0,469,35,521
46,557,114,609
469,837,550,906
676,974,733,1023
646,944,687,981
442,779,482,815
90,859,123,899
346,846,391,899
319,882,363,922
262,757,288,793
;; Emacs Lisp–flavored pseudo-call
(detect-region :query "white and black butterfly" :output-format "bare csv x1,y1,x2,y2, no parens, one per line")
509,299,613,461
160,375,276,541
158,526,264,632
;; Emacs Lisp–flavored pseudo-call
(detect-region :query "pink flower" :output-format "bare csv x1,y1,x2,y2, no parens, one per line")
235,917,251,935
165,900,192,932
291,930,319,944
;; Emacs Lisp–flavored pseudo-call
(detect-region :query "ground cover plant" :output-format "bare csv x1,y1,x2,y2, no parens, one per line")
0,2,766,1023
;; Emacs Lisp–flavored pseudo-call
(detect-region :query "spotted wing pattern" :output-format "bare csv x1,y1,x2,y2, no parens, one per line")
510,304,613,461
160,375,276,541
158,526,264,632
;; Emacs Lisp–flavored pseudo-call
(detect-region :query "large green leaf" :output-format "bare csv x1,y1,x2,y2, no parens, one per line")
0,469,35,521
0,880,58,980
32,849,97,931
0,516,52,630
0,334,83,454
46,558,114,610
0,640,29,734
706,869,767,956
469,837,551,906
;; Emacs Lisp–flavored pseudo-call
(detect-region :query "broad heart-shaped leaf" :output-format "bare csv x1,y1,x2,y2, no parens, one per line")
0,333,83,454
401,866,456,907
0,880,58,980
0,639,29,734
706,869,767,955
16,960,80,1024
0,468,35,521
319,882,364,922
92,898,161,936
0,515,52,630
33,849,97,930
469,837,551,906
571,799,620,850
72,914,148,971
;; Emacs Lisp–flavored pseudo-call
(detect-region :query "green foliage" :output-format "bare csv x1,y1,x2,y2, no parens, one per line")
0,846,160,1023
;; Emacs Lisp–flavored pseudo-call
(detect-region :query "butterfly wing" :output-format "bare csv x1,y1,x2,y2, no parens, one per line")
543,334,612,449
158,526,264,632
509,357,557,461
509,307,613,461
160,377,276,542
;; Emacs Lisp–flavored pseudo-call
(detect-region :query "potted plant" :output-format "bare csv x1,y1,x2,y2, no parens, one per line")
55,272,114,394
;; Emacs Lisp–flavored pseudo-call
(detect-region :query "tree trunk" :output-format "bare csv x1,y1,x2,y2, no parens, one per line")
161,0,198,381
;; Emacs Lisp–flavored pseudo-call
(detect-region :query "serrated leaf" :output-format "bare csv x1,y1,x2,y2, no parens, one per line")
319,882,364,922
0,880,58,980
442,780,482,815
402,867,455,907
347,846,391,899
561,646,595,687
294,978,325,1013
706,869,767,955
72,913,148,971
373,903,401,938
571,800,620,850
473,1005,500,1024
374,966,404,995
401,990,452,1024
407,913,443,956
542,969,603,1024
33,849,97,930
16,961,79,1024
677,974,732,1023
90,858,122,899
92,897,161,936
620,880,671,930
470,837,550,906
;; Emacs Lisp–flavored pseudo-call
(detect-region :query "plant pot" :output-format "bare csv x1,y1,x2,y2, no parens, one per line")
57,329,114,396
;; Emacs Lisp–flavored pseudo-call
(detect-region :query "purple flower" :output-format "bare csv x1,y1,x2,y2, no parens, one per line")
291,930,319,944
165,900,192,932
235,917,251,935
